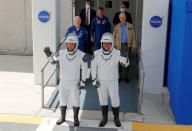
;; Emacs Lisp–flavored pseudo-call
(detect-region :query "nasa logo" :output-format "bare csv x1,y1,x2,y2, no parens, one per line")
150,16,163,28
38,11,50,23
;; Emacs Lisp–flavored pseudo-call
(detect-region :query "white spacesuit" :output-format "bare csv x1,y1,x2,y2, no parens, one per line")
91,33,129,127
43,33,87,127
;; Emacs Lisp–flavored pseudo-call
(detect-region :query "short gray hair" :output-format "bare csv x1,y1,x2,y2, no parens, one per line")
74,16,81,22
119,13,126,18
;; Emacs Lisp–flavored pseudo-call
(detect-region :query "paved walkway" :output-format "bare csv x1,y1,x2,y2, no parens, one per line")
0,114,192,131
1,55,191,130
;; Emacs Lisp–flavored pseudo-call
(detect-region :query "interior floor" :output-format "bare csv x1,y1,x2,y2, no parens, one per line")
48,55,139,113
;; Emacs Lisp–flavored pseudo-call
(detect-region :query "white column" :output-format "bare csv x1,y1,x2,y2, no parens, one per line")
141,0,169,94
32,0,60,85
60,0,73,41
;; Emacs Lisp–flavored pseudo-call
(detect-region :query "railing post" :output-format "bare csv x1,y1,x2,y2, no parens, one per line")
41,70,44,108
40,40,63,109
137,49,145,114
138,70,145,113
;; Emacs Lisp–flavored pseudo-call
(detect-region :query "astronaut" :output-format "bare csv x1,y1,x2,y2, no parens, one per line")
91,33,129,127
43,33,87,127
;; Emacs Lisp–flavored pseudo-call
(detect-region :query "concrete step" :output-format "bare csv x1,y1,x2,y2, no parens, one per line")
36,117,133,131
38,109,144,122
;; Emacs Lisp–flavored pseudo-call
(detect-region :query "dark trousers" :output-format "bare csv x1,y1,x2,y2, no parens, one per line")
119,44,131,82
84,25,93,54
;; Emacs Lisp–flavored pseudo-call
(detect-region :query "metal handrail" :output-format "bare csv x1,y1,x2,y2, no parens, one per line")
40,62,49,72
136,26,146,114
138,48,145,113
44,66,58,88
41,66,58,108
40,28,145,112
40,38,65,108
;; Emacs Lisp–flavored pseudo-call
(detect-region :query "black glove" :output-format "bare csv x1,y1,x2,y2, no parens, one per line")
121,50,129,65
78,80,86,90
79,85,84,90
120,51,128,58
43,47,53,57
83,54,93,62
93,81,100,88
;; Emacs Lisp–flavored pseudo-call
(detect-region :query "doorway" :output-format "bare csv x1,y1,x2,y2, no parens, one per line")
74,0,144,113
75,0,138,26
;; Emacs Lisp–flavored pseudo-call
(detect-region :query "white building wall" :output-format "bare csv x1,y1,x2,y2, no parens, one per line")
0,0,72,55
141,0,169,94
25,0,33,54
32,0,73,85
32,0,61,85
0,0,32,55
60,0,73,40
0,0,74,84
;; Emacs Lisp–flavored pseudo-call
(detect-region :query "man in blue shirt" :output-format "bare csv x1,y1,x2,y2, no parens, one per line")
113,13,136,83
91,7,111,51
65,16,88,52
121,23,127,44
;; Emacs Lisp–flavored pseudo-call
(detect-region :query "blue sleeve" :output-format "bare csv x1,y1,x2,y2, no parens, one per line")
91,18,96,37
85,29,88,41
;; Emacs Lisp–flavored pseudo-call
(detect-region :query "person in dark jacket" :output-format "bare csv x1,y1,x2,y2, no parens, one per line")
91,7,111,51
113,3,132,26
79,0,96,54
65,16,88,52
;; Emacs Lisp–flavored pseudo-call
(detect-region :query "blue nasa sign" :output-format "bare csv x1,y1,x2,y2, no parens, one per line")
150,16,162,28
38,11,50,23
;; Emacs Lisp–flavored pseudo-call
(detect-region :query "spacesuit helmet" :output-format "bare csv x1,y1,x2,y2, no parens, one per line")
64,33,79,55
100,32,114,55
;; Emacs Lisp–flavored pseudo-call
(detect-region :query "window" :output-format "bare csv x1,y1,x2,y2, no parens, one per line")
105,1,112,8
123,1,129,8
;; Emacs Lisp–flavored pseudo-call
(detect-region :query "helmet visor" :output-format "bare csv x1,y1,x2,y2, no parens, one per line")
102,42,112,51
66,42,76,52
